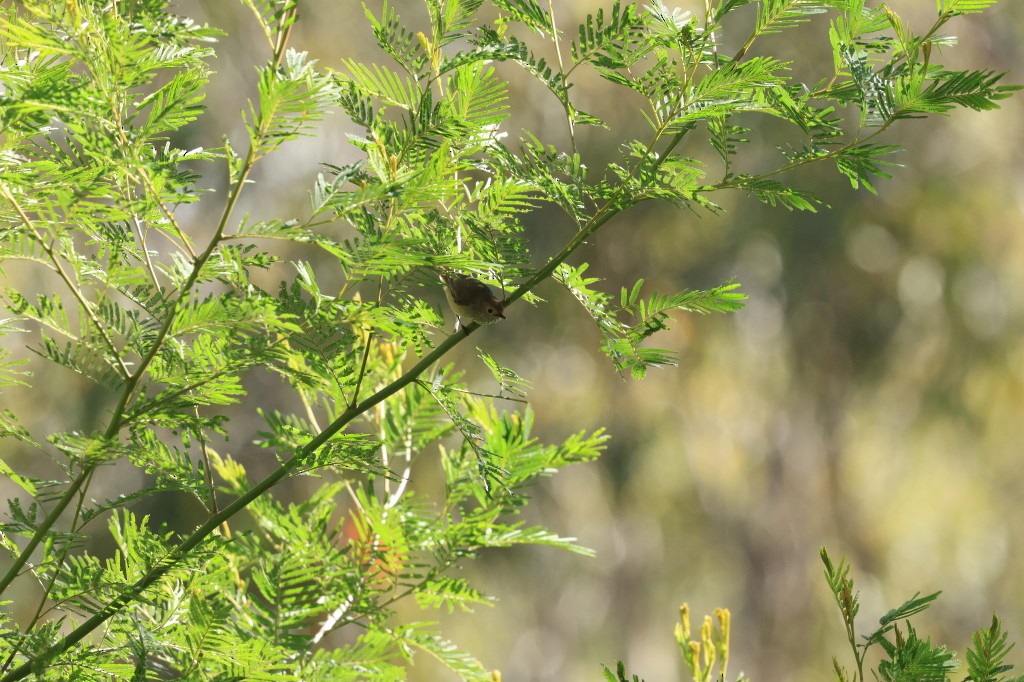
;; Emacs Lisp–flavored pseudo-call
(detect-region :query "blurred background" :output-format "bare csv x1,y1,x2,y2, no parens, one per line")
4,1,1023,680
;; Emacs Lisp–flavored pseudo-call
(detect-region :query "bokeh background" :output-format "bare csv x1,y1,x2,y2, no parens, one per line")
4,1,1023,680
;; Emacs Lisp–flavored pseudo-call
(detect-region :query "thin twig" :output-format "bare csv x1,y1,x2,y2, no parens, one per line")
546,0,577,156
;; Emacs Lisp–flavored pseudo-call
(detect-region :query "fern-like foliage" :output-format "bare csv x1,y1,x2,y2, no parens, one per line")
610,550,1021,682
966,615,1023,682
556,263,743,379
0,0,1016,679
820,548,1024,682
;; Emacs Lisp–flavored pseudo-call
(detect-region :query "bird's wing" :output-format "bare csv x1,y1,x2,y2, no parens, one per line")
450,277,492,305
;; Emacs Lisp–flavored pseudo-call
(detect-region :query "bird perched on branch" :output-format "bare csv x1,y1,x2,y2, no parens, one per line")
440,272,506,332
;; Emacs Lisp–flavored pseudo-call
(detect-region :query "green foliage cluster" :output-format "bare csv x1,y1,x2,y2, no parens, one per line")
607,549,1024,682
0,0,1016,679
821,549,1023,682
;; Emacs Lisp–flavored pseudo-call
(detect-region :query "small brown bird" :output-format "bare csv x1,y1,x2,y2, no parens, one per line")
441,273,506,331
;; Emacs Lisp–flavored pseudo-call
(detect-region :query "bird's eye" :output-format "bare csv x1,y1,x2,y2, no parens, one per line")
487,308,493,313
